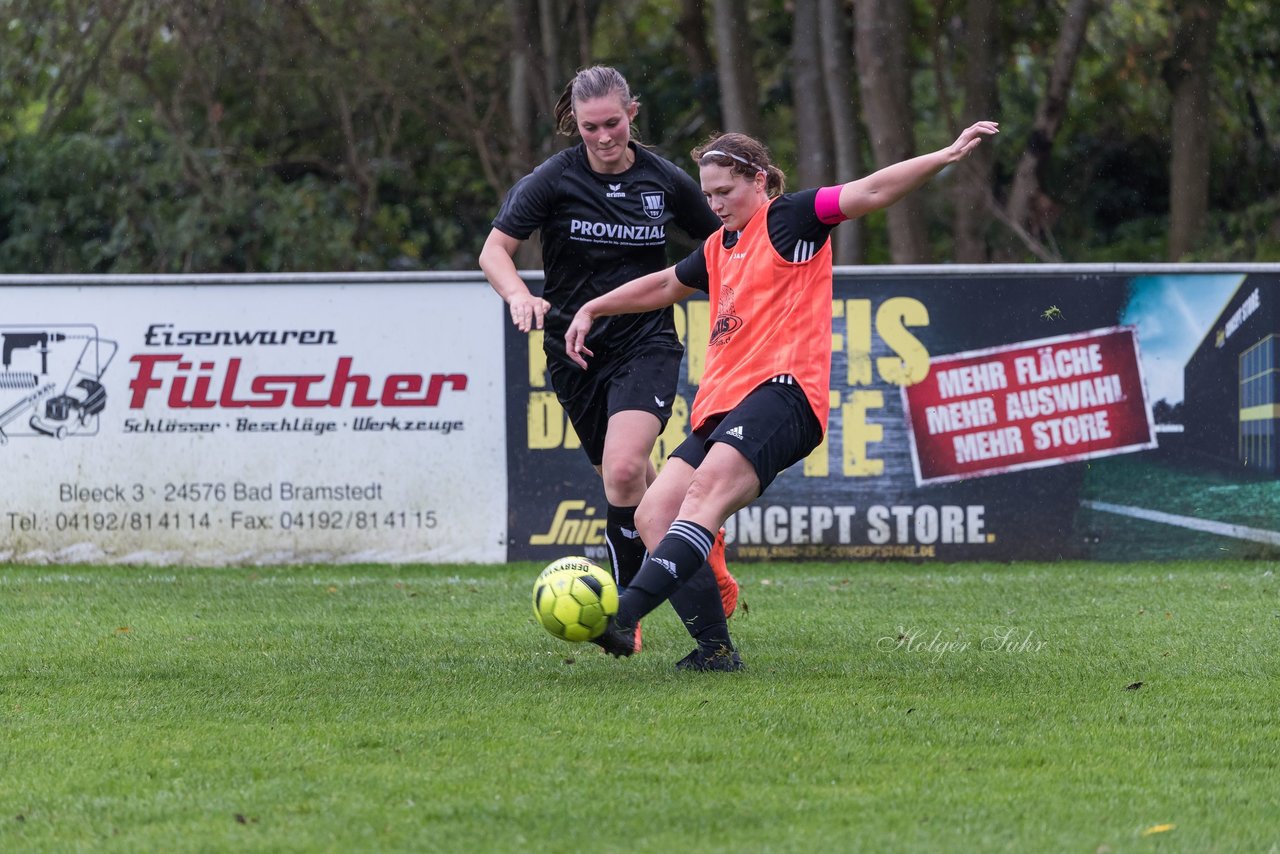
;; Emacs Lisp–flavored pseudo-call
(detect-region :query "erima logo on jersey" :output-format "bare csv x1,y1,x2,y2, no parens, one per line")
606,183,626,199
570,220,665,241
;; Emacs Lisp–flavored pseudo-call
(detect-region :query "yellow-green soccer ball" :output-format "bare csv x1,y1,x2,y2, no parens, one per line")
532,557,618,642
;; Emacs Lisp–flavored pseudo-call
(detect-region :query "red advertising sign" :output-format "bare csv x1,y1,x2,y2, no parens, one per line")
903,326,1156,484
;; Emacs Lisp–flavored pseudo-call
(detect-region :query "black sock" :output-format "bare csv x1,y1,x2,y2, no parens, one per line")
605,504,646,588
668,562,732,651
616,520,714,628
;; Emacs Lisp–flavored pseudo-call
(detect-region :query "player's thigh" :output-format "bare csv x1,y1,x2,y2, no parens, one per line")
546,357,609,466
635,455,696,547
679,442,762,530
600,410,662,479
704,380,824,494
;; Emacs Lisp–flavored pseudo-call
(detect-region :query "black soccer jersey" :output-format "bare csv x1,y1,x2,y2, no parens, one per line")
493,142,720,362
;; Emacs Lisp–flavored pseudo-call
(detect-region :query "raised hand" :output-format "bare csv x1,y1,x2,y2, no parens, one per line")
950,120,1000,159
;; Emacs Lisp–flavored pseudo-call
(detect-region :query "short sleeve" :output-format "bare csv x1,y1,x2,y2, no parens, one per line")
491,155,567,240
674,245,710,292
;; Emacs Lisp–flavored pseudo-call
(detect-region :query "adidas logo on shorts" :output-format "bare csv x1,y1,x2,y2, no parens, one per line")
726,425,745,440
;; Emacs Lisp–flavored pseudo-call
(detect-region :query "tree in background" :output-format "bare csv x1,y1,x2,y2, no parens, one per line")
855,0,932,263
1165,0,1225,259
1,0,515,272
2,0,1278,273
999,0,1094,262
818,0,863,264
713,0,762,138
789,0,863,265
952,0,1001,263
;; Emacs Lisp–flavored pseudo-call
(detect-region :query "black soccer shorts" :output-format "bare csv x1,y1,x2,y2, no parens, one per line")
547,342,683,466
671,377,825,492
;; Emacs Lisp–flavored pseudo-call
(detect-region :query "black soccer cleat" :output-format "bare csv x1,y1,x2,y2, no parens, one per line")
674,645,745,672
591,616,637,658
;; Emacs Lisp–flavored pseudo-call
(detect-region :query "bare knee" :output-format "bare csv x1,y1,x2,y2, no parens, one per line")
600,453,650,503
634,500,669,547
674,456,758,531
677,471,718,519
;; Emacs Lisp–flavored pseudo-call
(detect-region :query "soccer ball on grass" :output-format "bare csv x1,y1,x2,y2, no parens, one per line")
532,556,618,642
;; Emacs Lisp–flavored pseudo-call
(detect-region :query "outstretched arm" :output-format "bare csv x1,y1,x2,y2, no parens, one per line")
838,120,999,220
564,267,694,369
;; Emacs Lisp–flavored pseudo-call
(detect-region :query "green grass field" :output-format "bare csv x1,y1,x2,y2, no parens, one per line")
2,561,1277,852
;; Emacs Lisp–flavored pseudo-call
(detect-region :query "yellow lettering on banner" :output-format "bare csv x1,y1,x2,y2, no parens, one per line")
524,330,581,451
843,390,885,476
683,301,710,385
877,297,930,385
530,500,606,545
528,391,563,449
844,299,873,386
527,391,581,450
803,390,843,477
830,299,845,361
519,295,933,468
651,395,689,472
528,330,548,387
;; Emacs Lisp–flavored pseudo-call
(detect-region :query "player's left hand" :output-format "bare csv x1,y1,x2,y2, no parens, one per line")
950,120,999,159
564,311,595,370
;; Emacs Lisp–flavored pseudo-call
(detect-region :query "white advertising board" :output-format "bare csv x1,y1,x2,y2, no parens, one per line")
0,278,505,564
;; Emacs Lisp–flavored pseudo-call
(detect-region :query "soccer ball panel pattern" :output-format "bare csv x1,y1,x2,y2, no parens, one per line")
532,557,618,642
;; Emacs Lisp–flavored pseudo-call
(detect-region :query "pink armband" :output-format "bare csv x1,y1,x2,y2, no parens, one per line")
815,185,848,225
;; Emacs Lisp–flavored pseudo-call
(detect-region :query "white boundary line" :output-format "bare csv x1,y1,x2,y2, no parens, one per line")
1081,500,1280,546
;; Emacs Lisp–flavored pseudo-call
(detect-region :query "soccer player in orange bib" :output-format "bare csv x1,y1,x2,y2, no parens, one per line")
565,120,1000,670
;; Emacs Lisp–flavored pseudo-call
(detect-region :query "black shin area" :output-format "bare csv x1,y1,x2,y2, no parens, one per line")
615,520,715,628
668,562,731,651
605,504,646,588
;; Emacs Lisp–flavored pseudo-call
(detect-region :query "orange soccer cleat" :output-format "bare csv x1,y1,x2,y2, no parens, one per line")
708,527,739,618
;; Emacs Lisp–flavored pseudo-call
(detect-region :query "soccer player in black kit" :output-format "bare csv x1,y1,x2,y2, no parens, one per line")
479,66,740,654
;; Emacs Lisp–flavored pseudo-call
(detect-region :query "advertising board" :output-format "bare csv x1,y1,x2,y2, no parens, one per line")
5,266,1275,566
0,277,506,564
507,268,1280,563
